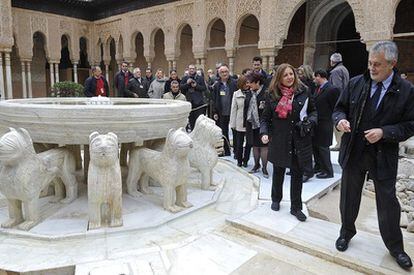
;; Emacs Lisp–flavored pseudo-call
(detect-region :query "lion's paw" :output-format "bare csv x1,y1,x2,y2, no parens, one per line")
166,205,184,213
1,218,22,228
176,201,193,208
17,220,37,231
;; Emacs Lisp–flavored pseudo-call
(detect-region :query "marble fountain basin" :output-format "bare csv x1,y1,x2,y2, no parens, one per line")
0,97,191,144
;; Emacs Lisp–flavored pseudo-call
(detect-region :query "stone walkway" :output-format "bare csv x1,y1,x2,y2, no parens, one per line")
228,200,414,274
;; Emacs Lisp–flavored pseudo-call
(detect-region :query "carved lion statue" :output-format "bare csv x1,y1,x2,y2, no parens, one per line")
188,115,222,190
127,128,193,213
0,128,78,230
88,132,122,230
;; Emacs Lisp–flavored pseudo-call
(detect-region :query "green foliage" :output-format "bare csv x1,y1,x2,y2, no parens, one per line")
50,81,84,97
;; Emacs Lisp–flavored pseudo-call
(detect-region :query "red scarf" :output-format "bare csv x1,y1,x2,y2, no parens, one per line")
275,85,294,119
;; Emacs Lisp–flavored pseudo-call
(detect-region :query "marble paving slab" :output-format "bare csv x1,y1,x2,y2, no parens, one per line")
227,201,412,275
221,151,341,202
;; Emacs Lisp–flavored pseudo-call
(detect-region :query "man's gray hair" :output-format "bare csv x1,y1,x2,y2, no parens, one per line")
330,53,343,63
133,67,141,74
370,41,398,63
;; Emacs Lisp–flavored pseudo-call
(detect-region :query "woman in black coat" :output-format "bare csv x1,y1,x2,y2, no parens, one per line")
260,63,317,222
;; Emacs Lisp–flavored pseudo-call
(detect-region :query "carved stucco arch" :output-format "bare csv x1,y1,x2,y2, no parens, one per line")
275,0,365,47
174,22,193,57
205,17,226,49
79,36,91,65
32,31,50,60
234,13,260,46
117,34,124,60
147,27,165,58
61,33,73,61
306,0,353,45
103,36,115,61
130,30,144,59
390,0,409,33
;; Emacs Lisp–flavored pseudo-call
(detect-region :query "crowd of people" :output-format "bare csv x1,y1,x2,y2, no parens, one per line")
83,40,414,270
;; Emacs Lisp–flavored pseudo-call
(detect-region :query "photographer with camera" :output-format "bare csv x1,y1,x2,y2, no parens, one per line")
260,64,317,222
180,64,207,130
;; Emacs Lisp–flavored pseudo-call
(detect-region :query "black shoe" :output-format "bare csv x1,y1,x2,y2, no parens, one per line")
262,168,269,178
392,252,413,270
316,172,334,179
302,175,311,182
290,210,307,222
237,162,242,167
242,161,248,168
249,165,261,174
271,201,280,211
335,237,349,252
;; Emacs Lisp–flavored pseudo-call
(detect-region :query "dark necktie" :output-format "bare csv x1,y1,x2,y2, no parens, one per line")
371,82,383,111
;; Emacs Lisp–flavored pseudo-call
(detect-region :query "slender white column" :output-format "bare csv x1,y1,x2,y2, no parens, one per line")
21,61,27,98
228,56,235,76
27,61,33,98
54,63,59,83
147,62,151,69
73,62,78,83
0,53,5,100
168,60,172,72
105,63,110,83
269,55,275,71
49,62,55,88
200,58,206,71
4,52,13,99
172,60,177,70
262,56,269,72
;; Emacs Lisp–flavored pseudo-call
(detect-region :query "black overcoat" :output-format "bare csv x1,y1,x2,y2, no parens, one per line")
313,82,340,147
332,70,414,180
260,86,317,168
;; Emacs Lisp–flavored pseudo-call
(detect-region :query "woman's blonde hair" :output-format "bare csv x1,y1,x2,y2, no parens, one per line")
268,63,301,100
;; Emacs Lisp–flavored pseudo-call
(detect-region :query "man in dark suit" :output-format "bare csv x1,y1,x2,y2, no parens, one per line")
333,41,414,270
212,64,237,156
114,61,133,97
312,69,340,179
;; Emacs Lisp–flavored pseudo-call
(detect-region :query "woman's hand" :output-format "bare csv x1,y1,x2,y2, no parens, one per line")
261,135,269,144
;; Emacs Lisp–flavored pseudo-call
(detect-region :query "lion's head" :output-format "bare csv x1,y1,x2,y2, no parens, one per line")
164,128,193,157
0,128,35,165
89,132,119,167
191,115,222,145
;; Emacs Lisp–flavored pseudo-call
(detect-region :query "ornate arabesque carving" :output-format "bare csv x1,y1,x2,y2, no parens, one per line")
31,16,47,34
236,0,261,20
205,0,228,21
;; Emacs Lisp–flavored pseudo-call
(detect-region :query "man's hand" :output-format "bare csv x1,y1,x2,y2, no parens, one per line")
213,114,219,121
337,119,351,132
187,78,193,85
261,135,269,144
364,128,383,144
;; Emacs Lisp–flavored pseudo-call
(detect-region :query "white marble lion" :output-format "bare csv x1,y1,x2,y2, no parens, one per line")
0,128,78,230
88,132,123,230
188,115,222,190
126,128,193,213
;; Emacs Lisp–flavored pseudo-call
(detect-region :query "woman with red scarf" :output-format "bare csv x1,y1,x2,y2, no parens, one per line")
260,63,317,222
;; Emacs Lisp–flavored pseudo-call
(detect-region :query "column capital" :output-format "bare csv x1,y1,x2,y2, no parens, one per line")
193,52,206,60
225,49,236,58
259,47,277,57
71,60,79,65
144,56,154,63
